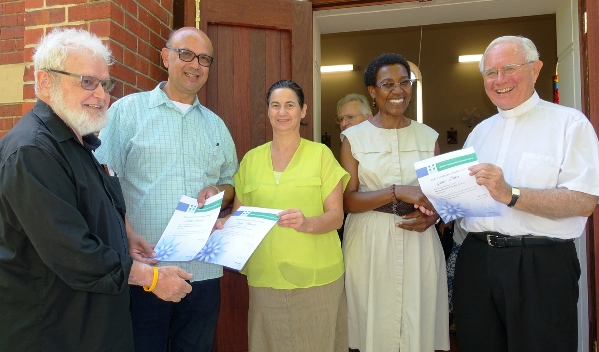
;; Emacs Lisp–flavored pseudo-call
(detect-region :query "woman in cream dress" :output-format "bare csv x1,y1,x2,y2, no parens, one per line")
340,53,449,352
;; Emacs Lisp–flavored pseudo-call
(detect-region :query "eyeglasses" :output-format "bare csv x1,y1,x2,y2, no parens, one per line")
482,62,533,80
376,79,417,92
47,69,115,93
335,114,363,124
166,46,214,67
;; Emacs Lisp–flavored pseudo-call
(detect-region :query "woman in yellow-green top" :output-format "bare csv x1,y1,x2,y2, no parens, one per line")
232,80,349,351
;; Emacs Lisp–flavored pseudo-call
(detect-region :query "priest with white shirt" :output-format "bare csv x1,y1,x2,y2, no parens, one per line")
453,35,599,352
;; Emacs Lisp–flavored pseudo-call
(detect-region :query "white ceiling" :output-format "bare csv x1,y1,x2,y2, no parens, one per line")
314,0,565,34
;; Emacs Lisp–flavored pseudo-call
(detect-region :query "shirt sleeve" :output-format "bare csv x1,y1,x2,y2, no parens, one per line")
319,144,350,202
0,146,132,294
558,116,599,197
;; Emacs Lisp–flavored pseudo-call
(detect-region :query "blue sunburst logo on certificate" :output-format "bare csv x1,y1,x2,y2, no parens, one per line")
194,234,228,262
438,201,467,222
154,237,181,261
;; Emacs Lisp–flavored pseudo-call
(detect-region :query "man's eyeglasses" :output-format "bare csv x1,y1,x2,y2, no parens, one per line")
482,62,533,80
166,46,214,67
335,114,363,124
376,79,417,92
47,69,115,93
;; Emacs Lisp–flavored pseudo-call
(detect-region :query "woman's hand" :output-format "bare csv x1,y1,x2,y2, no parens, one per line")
277,208,310,232
395,185,435,214
211,218,226,234
395,210,439,233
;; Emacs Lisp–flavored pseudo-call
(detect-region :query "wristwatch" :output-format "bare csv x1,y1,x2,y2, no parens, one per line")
507,187,520,207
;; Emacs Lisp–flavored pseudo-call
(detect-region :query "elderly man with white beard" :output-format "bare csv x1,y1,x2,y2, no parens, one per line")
0,28,193,352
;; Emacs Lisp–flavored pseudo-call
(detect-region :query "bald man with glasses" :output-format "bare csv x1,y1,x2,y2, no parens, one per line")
95,27,238,352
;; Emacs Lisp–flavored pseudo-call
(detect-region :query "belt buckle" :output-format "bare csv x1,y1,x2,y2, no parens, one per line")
487,234,508,248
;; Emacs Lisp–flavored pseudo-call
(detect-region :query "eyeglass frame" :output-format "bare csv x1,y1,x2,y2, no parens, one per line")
482,62,533,80
166,46,214,67
46,69,115,93
375,78,418,92
335,114,364,124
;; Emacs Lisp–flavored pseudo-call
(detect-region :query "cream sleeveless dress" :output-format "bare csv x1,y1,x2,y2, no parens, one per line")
342,120,449,352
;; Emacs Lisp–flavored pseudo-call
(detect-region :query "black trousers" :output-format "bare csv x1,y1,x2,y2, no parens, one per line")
453,235,580,352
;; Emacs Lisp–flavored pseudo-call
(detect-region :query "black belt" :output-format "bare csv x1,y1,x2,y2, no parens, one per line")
469,232,574,248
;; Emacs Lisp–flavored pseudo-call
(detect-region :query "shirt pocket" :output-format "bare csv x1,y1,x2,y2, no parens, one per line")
293,177,323,214
515,152,560,189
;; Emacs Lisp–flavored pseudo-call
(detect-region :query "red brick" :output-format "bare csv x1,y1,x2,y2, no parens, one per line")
108,40,124,62
109,1,125,26
0,14,19,27
23,65,34,81
23,0,43,9
125,13,149,41
111,61,136,86
138,7,159,33
136,72,156,91
21,102,34,115
114,0,137,19
0,39,17,52
149,62,166,82
149,30,165,50
47,0,86,6
89,19,111,38
161,0,173,13
24,8,65,26
136,55,150,75
0,51,23,64
144,1,169,25
68,2,110,22
0,26,24,39
123,48,136,68
123,83,140,96
3,1,25,14
22,83,35,100
137,39,156,61
110,23,137,51
23,47,34,62
160,23,170,39
0,131,7,139
0,104,22,117
23,27,42,46
13,116,21,125
0,118,14,130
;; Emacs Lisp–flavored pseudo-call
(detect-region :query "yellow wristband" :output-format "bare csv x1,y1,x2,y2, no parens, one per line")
143,266,159,292
211,185,220,194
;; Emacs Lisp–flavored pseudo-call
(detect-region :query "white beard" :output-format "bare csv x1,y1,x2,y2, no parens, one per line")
49,86,109,137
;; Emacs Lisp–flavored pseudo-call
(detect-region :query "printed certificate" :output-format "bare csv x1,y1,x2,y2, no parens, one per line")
196,207,281,270
414,146,502,222
154,193,223,261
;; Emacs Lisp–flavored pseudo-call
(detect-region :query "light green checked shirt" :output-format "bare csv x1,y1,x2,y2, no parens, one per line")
95,82,238,281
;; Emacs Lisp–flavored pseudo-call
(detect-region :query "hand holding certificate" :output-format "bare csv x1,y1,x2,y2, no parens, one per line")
154,193,280,270
154,193,224,262
414,146,502,222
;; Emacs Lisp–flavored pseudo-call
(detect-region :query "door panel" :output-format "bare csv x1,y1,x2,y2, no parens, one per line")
181,1,312,351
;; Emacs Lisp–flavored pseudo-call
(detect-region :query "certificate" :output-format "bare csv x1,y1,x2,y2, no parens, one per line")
194,206,281,270
154,193,224,261
414,146,502,222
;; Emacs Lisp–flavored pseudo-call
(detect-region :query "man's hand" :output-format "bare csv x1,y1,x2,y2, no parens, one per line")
197,185,220,208
128,228,158,265
152,266,193,302
469,163,512,204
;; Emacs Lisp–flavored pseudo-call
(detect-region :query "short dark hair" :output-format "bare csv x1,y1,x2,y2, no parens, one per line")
364,53,411,87
266,79,304,107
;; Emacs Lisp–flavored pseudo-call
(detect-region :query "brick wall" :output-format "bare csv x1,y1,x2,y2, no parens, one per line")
0,0,25,138
0,0,173,138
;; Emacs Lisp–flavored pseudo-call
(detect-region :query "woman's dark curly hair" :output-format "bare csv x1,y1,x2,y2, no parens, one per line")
364,53,411,87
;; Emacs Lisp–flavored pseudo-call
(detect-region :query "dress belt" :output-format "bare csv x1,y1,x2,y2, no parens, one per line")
372,200,415,217
469,232,574,248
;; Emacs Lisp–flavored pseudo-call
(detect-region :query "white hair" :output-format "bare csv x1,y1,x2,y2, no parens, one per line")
479,36,539,72
32,28,113,96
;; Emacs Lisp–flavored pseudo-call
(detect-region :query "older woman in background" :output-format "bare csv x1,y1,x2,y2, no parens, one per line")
341,53,449,351
230,80,350,351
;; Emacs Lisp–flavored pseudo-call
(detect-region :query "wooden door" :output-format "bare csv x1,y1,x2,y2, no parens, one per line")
179,1,313,351
579,0,599,350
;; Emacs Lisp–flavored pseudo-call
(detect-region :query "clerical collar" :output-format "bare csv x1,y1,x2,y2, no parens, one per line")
498,91,540,119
